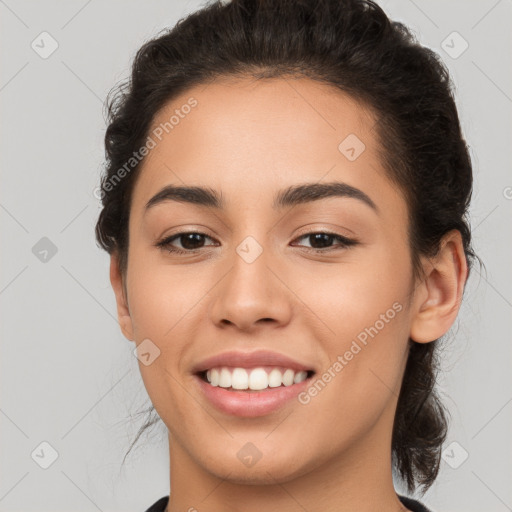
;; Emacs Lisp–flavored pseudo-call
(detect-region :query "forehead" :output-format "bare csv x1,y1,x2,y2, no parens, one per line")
130,76,403,219
145,75,376,159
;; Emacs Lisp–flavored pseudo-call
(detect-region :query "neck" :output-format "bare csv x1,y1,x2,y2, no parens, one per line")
165,403,410,512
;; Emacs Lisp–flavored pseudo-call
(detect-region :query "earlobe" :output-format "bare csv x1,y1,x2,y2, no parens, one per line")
410,230,468,344
109,252,135,342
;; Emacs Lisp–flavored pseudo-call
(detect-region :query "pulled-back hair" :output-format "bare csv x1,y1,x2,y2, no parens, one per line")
95,0,475,495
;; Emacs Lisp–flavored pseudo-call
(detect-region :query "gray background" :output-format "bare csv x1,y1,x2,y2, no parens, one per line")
1,1,511,511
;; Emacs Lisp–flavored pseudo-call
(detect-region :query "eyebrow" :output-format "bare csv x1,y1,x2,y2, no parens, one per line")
144,181,378,214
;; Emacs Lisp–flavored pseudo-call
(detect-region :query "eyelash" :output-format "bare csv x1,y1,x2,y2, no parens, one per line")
155,230,359,255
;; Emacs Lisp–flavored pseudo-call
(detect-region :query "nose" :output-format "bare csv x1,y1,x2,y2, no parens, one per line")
208,239,293,333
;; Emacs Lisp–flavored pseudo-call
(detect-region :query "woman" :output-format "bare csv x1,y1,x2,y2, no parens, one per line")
95,0,475,510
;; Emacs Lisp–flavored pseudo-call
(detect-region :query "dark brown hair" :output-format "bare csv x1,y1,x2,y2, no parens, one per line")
95,0,475,495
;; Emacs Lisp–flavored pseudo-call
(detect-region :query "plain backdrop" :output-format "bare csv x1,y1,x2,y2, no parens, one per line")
1,1,511,511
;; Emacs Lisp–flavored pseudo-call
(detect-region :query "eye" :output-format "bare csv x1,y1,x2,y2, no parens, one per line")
291,231,359,253
155,232,217,255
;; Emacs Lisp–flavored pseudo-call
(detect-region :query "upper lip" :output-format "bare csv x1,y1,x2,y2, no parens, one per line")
191,349,316,374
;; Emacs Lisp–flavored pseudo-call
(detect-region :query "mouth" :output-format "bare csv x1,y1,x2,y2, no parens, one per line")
196,367,316,392
194,366,316,417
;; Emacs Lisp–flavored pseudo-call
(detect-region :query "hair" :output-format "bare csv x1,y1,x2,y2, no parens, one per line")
95,0,476,496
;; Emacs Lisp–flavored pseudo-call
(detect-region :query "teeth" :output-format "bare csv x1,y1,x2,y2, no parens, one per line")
293,370,308,384
219,368,231,388
283,368,295,386
209,369,219,386
248,368,268,390
232,368,249,390
268,368,282,388
204,366,310,390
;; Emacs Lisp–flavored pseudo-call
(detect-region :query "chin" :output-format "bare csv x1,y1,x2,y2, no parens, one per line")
197,447,315,486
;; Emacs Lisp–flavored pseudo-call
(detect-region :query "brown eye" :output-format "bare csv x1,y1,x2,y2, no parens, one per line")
291,232,358,252
156,232,217,254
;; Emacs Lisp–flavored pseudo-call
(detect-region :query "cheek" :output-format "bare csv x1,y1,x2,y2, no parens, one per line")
292,241,411,340
127,254,209,341
296,244,411,419
296,304,409,459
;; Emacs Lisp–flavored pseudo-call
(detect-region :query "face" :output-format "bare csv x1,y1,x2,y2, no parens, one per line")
116,76,418,484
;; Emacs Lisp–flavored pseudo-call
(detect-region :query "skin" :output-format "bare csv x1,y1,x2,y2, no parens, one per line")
109,76,468,512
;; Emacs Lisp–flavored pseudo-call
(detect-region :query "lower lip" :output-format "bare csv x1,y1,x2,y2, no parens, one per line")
194,374,313,417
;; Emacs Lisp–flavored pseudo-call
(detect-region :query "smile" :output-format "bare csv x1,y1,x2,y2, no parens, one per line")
195,366,316,417
202,365,313,391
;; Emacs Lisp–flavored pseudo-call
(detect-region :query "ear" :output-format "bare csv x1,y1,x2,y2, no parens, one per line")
410,230,468,344
109,252,135,342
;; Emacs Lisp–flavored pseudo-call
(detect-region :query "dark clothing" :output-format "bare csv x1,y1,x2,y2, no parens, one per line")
144,493,433,511
144,496,168,512
398,494,433,512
